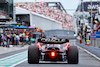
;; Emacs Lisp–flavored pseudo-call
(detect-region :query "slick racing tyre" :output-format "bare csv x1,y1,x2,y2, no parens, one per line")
67,46,79,64
28,45,39,64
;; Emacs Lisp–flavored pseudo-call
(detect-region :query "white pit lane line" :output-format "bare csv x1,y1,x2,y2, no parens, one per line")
10,59,27,67
75,44,100,61
72,39,100,61
0,51,27,67
10,51,27,67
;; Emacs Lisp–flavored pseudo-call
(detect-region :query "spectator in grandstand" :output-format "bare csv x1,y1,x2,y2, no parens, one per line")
16,3,74,30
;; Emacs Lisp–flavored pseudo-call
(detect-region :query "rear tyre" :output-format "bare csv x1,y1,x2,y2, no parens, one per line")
67,46,78,64
28,45,39,64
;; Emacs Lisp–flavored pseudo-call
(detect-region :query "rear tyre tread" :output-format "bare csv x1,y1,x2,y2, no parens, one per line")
28,45,39,64
67,46,79,64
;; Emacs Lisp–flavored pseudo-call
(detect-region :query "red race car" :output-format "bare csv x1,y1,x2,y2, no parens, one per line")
28,38,79,64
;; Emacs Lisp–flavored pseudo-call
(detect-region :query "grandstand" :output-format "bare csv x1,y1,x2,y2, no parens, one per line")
0,0,13,22
16,2,74,30
0,10,10,18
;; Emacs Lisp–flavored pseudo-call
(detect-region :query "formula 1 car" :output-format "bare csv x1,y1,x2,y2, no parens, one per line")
28,38,79,64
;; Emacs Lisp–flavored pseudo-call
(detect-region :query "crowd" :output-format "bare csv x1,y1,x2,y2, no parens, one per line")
16,3,74,30
0,29,37,48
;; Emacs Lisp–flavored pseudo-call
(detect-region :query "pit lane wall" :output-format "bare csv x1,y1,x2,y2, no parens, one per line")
30,12,62,30
45,30,75,39
91,32,100,48
82,33,100,48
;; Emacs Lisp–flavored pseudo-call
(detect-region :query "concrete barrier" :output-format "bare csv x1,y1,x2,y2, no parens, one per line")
82,34,100,48
45,30,75,39
30,12,62,30
95,39,100,48
91,39,95,46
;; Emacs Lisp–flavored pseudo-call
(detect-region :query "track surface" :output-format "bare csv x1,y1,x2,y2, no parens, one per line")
15,47,100,67
0,40,100,67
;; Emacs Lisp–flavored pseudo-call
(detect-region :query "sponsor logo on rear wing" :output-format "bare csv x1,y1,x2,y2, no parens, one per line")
38,38,69,44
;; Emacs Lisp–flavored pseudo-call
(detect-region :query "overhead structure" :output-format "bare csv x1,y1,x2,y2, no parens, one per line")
76,1,99,16
45,2,67,14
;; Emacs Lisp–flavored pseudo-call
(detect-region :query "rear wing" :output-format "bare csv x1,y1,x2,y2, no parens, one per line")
38,38,69,44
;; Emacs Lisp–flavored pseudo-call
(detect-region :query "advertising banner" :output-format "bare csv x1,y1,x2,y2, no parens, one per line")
77,2,99,16
91,34,96,39
96,31,100,38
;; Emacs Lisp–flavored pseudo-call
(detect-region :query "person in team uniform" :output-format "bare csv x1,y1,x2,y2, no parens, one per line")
20,33,25,47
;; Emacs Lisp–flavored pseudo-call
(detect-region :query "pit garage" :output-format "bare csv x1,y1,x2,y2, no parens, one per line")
16,7,30,26
16,14,30,26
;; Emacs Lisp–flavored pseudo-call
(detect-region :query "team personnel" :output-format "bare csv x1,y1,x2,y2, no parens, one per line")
16,34,20,46
20,33,25,47
93,21,100,33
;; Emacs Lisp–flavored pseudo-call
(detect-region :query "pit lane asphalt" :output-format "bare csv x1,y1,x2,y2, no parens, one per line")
0,47,27,59
15,40,100,67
